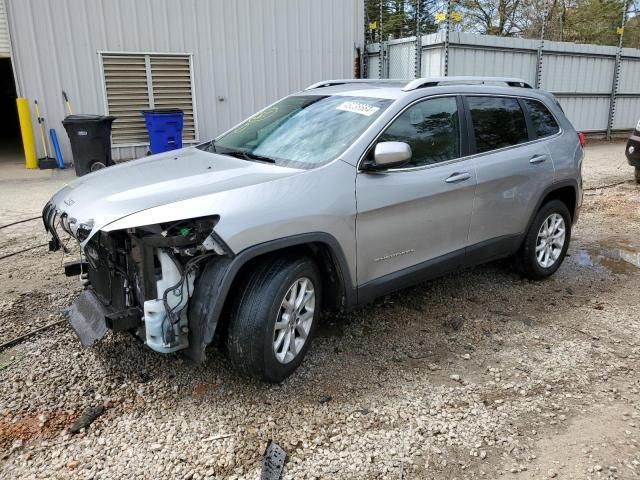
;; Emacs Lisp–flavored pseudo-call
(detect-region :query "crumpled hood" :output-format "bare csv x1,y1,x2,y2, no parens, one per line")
46,147,301,242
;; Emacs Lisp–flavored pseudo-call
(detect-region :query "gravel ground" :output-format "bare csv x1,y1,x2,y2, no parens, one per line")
0,142,639,479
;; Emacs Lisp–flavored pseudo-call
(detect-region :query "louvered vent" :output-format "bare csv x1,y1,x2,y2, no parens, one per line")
102,53,196,145
0,0,10,58
150,56,196,141
102,55,149,145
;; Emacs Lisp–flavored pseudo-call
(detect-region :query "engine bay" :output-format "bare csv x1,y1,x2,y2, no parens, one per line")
43,206,227,354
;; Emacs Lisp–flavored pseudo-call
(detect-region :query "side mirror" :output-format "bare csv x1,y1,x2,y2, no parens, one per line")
364,141,412,171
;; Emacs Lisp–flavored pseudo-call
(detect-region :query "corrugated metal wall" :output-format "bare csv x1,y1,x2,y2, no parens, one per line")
614,53,640,129
7,0,363,161
446,33,538,84
366,32,640,133
421,35,444,78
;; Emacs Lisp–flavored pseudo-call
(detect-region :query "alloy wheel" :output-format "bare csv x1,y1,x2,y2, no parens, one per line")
535,213,566,268
273,277,315,364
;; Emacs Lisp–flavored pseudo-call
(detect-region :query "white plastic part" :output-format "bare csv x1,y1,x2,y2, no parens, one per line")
144,249,194,353
201,233,226,254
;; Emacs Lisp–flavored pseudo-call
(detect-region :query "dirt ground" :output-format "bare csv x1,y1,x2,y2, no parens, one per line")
0,142,639,479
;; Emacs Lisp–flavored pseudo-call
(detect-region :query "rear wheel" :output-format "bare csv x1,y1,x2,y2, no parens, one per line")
226,255,321,382
516,200,571,280
635,166,640,184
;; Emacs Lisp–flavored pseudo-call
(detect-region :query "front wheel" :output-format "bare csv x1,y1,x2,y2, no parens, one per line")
635,166,640,184
516,200,572,280
226,255,322,382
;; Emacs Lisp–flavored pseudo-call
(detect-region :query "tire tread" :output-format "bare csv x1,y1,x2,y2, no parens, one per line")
516,199,572,280
225,254,320,381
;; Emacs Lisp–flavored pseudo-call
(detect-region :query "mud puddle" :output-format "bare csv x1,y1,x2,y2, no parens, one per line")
574,239,640,274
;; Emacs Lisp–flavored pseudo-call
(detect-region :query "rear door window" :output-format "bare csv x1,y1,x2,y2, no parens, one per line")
467,96,529,154
523,99,560,138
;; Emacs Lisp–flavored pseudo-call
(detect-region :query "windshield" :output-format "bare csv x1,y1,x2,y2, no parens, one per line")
201,95,392,168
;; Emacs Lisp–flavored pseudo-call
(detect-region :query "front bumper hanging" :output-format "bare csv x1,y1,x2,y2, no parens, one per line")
65,289,110,346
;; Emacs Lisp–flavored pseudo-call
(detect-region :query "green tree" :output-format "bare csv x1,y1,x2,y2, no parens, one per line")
365,0,438,41
563,0,627,45
459,0,528,35
623,13,640,48
366,0,634,46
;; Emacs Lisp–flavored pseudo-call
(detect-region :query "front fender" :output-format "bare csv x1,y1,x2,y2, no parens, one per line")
185,232,354,363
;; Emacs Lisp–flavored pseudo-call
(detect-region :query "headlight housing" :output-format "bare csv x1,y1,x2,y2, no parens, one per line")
134,215,229,255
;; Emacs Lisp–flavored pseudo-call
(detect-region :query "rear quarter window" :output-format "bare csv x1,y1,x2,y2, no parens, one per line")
467,96,528,153
524,99,560,138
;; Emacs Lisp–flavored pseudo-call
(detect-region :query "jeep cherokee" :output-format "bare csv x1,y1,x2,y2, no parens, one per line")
44,76,583,382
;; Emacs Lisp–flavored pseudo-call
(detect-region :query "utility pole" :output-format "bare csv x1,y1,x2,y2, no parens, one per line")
379,0,384,42
414,0,422,78
535,0,549,88
607,0,629,139
443,0,453,76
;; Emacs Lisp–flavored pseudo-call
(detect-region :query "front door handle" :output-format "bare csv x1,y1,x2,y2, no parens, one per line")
529,154,548,164
445,172,471,183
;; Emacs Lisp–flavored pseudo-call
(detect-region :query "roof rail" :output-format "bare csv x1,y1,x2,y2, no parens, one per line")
402,76,533,91
305,79,406,90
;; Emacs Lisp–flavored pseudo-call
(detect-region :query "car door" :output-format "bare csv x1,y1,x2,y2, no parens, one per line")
464,95,556,264
355,96,477,294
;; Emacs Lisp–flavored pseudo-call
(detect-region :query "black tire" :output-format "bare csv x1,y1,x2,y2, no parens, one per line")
635,167,640,184
226,255,322,382
516,199,572,280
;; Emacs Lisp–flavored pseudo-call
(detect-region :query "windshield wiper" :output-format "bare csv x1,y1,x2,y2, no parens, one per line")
222,149,276,164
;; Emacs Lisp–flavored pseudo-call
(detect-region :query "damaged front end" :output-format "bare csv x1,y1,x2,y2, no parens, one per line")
43,202,229,356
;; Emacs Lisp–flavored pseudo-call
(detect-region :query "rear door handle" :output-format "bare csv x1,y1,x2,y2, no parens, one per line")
445,172,471,183
529,154,548,164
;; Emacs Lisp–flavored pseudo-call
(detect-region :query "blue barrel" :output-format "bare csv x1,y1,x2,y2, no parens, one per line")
141,109,184,154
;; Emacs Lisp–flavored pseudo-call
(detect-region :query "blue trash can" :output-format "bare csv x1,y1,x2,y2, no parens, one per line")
141,109,184,154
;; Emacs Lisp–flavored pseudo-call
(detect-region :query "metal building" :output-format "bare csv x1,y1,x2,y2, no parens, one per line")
2,0,364,163
0,0,9,57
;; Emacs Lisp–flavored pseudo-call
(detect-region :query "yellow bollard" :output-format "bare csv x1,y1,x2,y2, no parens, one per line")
16,97,38,169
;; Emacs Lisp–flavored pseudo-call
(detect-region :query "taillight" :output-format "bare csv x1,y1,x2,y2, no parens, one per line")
578,132,586,147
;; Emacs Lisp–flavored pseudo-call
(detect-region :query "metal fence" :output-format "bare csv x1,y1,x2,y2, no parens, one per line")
365,31,640,134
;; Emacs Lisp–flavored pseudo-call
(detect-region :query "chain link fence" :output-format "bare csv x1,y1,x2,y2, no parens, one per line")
365,36,421,79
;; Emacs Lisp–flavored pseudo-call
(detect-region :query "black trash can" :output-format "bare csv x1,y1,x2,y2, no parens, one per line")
62,115,116,176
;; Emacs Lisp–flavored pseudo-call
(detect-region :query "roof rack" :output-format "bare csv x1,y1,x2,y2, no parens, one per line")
402,76,533,91
305,76,534,92
305,79,406,90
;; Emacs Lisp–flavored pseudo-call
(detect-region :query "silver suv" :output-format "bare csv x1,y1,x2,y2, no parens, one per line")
44,76,583,382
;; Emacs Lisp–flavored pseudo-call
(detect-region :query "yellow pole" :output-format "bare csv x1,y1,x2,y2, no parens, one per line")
16,98,38,169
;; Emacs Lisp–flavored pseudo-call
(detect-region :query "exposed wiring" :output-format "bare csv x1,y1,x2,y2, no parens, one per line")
53,215,69,254
160,252,215,344
161,253,187,344
60,233,77,268
161,220,193,237
69,236,88,289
